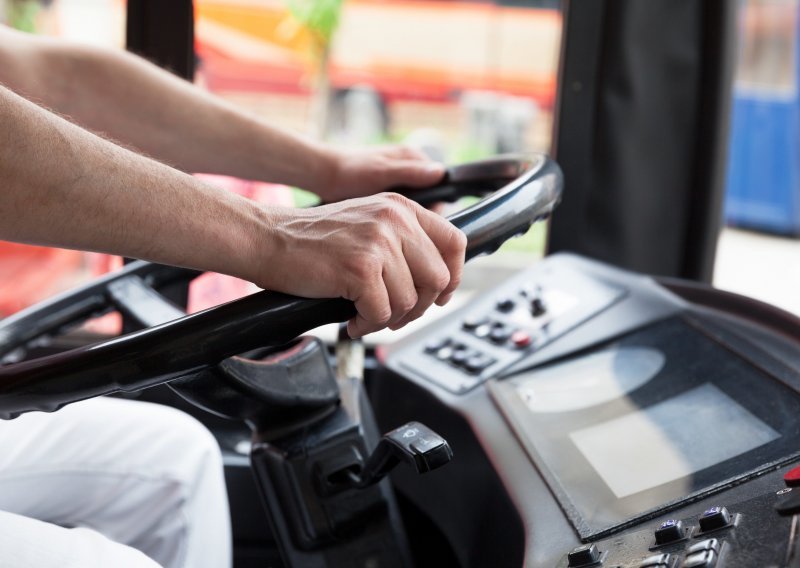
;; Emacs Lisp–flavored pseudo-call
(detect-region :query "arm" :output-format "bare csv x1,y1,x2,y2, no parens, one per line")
0,26,444,200
0,85,465,337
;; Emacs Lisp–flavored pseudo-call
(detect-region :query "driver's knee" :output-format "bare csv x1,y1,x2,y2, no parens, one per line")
0,509,163,568
0,398,231,568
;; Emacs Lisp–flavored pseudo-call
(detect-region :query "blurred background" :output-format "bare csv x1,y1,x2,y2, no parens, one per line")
0,0,797,332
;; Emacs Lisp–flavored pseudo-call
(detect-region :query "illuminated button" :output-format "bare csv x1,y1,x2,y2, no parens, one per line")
462,315,489,331
698,506,732,532
687,539,719,555
654,519,684,545
639,553,670,567
511,330,532,348
784,465,800,487
425,337,450,353
496,298,516,312
567,543,601,567
682,550,716,568
464,354,495,374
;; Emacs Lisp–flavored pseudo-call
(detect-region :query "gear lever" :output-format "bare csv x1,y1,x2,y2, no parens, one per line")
340,421,453,489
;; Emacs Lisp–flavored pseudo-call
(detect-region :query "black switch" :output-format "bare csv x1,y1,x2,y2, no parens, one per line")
450,347,473,366
698,506,732,532
464,354,495,374
654,519,684,545
567,543,601,567
776,490,800,517
496,298,516,312
462,315,489,330
530,296,547,317
489,326,512,344
424,337,450,353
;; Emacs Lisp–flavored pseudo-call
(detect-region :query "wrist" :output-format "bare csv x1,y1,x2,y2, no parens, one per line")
305,142,341,199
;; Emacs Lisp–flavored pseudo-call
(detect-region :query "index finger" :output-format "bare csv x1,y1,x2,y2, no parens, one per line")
412,204,467,300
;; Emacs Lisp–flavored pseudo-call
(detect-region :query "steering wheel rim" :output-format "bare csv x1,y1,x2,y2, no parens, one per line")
0,154,562,419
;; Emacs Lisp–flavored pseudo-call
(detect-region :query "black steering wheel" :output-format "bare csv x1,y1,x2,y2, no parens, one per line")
0,154,562,420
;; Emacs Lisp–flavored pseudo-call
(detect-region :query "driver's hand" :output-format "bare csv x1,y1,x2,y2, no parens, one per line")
318,145,446,202
256,193,466,338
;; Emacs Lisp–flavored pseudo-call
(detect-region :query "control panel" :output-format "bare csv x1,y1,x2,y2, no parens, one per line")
557,462,800,567
389,260,626,394
381,254,800,567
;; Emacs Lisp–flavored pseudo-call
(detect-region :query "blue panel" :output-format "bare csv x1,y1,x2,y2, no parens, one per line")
725,95,800,235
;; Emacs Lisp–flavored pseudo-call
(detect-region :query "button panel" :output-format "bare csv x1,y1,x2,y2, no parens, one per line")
389,259,626,394
567,543,602,567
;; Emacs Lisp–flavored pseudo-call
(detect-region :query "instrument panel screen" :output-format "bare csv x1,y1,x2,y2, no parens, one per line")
490,317,800,538
570,383,779,498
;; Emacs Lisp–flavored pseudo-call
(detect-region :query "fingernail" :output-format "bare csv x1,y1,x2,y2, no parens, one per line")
426,163,445,174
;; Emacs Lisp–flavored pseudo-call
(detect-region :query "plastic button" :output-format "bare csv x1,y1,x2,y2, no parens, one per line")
530,296,547,317
784,464,800,487
473,324,492,339
450,347,474,366
496,298,516,312
654,519,684,545
682,550,716,568
462,316,489,330
464,354,495,374
687,539,719,555
425,337,450,353
567,543,601,567
511,330,533,348
434,346,454,361
489,326,512,344
698,506,732,532
640,553,670,567
776,489,800,516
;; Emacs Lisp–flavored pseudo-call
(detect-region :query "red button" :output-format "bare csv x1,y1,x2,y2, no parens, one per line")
784,465,800,487
511,330,532,348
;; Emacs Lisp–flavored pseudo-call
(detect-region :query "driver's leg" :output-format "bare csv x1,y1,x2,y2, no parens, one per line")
0,510,161,567
0,397,231,568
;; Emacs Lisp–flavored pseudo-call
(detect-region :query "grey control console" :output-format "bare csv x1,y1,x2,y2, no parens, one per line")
387,257,627,394
379,253,800,568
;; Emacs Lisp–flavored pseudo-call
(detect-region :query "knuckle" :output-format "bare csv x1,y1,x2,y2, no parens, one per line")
399,290,418,313
419,263,450,293
373,306,392,326
433,268,451,292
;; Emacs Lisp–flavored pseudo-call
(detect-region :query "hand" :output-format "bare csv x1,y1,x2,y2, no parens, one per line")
254,193,466,338
319,145,446,202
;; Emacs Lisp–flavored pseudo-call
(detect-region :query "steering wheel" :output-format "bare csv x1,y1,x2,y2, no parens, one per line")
0,154,562,420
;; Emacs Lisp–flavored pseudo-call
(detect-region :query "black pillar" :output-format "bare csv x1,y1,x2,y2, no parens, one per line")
549,0,736,282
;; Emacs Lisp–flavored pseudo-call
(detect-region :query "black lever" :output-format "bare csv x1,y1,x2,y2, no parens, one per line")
337,421,453,489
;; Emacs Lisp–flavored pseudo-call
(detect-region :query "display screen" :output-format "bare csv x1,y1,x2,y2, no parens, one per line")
490,318,800,538
569,383,780,498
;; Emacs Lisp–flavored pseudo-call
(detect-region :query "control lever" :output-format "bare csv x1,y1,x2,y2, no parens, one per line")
346,421,453,489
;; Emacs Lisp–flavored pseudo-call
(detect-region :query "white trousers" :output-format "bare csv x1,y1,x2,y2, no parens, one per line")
0,397,232,568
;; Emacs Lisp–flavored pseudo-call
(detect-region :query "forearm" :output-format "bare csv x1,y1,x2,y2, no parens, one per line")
1,27,335,193
0,84,267,282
